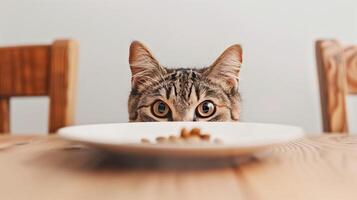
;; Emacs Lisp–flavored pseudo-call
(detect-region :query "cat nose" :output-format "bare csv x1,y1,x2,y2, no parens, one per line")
172,113,195,121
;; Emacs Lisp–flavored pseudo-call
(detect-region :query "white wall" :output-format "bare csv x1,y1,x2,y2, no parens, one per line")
0,0,356,134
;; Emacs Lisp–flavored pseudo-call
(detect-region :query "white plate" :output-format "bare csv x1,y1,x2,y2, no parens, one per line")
58,122,304,158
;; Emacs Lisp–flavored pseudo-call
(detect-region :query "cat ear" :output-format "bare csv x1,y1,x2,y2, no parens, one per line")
204,44,243,90
129,41,166,89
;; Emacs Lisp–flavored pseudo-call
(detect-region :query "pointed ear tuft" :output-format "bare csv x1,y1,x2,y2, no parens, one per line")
129,41,160,75
129,41,166,90
204,44,243,90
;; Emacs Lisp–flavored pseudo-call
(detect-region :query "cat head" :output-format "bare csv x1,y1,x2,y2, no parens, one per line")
128,41,242,122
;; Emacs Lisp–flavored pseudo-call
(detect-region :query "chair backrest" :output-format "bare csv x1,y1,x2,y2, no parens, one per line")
315,40,357,133
0,39,78,134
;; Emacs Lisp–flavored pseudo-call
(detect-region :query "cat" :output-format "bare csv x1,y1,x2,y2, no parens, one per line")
128,41,242,122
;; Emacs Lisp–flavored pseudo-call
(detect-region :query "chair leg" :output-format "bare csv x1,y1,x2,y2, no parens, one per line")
0,97,10,134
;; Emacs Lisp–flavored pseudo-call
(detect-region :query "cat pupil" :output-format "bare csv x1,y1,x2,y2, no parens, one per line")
158,103,166,113
203,102,210,113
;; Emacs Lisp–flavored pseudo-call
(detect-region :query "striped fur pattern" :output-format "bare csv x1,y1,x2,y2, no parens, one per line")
128,41,242,122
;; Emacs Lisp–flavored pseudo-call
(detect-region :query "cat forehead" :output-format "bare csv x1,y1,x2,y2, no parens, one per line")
165,67,204,80
148,70,225,100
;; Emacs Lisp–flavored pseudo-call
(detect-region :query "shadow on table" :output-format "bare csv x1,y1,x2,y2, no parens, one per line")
29,146,265,172
95,151,258,170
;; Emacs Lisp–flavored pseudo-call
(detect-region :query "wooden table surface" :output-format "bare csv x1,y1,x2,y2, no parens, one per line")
0,134,357,200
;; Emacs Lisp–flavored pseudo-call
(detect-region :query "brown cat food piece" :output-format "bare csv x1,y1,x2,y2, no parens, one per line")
201,134,210,141
141,138,150,144
140,128,222,145
156,136,167,143
180,128,191,138
168,135,177,140
190,128,201,136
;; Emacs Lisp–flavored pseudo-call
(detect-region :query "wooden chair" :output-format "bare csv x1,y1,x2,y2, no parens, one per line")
0,39,78,134
315,40,357,133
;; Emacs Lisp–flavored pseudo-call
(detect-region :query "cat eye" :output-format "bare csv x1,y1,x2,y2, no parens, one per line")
196,100,216,118
152,100,170,118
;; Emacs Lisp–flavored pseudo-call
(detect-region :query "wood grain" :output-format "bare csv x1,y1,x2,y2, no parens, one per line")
344,46,357,94
315,40,348,133
0,45,50,96
0,135,357,200
0,40,78,134
0,98,10,133
49,40,78,133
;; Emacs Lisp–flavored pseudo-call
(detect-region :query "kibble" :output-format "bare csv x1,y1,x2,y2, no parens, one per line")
140,128,223,145
141,138,150,144
190,128,201,136
201,134,210,141
156,136,167,143
180,128,191,138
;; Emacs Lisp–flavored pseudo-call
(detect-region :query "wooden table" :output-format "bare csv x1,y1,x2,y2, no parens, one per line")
0,134,357,200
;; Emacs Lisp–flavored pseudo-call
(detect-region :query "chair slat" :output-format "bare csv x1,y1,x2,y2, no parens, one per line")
0,45,50,96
